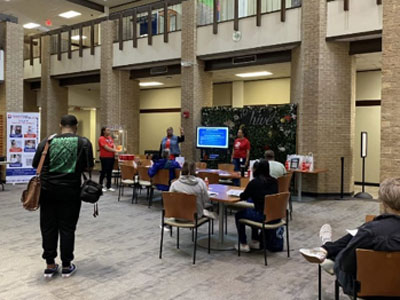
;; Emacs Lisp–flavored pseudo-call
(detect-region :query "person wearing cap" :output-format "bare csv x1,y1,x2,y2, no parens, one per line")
32,115,94,278
159,127,185,158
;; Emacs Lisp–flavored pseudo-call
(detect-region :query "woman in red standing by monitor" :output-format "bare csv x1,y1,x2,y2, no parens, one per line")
231,127,250,186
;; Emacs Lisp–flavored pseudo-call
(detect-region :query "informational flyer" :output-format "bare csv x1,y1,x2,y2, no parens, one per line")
6,112,40,183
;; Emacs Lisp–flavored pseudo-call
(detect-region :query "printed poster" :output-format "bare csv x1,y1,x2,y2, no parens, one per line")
6,112,40,183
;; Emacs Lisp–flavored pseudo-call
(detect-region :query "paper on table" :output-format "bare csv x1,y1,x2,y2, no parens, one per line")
346,229,358,236
227,189,244,197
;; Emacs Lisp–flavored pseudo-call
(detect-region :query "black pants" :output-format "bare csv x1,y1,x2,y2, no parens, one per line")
322,234,352,260
99,157,115,189
40,189,81,267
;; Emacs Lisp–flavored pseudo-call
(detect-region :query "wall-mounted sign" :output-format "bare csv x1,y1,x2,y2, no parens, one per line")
0,50,4,82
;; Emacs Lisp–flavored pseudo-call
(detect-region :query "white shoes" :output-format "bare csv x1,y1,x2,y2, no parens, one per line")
108,188,116,192
299,247,328,264
102,188,107,192
320,224,332,245
234,243,250,253
249,240,260,250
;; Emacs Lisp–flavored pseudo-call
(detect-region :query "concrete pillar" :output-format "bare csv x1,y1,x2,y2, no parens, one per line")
232,81,244,108
290,0,355,195
0,21,24,154
40,35,68,138
381,0,400,182
180,0,213,161
100,20,140,154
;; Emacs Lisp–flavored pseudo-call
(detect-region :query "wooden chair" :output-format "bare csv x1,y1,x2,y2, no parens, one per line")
159,192,211,264
334,249,400,299
137,166,152,206
150,169,181,207
138,154,147,160
238,192,290,266
118,164,136,203
139,159,152,167
112,158,121,186
218,163,235,172
277,172,293,220
197,171,219,184
195,162,207,169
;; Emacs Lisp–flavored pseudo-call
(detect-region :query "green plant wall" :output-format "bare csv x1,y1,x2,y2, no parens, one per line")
201,104,297,166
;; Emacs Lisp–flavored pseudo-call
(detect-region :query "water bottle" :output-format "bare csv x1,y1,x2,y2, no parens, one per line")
204,177,209,189
240,158,245,177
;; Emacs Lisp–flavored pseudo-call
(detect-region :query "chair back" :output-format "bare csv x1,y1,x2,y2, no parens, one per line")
278,172,293,192
113,158,119,170
365,215,376,223
197,171,219,184
140,159,152,167
120,160,135,167
120,164,136,181
138,154,147,159
356,249,400,297
264,192,290,223
152,169,171,186
138,166,151,182
195,162,207,169
162,192,197,222
218,163,235,172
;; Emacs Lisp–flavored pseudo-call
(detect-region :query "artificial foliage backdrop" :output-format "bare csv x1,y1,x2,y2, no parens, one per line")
201,104,297,166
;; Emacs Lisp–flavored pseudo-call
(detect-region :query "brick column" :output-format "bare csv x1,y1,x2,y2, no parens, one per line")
100,20,140,154
381,0,400,181
180,0,213,161
290,0,355,194
0,22,24,154
40,35,68,138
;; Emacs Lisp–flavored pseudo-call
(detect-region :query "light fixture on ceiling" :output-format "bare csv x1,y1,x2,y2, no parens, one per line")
59,10,81,19
23,23,40,29
139,82,164,87
235,71,273,78
71,35,87,41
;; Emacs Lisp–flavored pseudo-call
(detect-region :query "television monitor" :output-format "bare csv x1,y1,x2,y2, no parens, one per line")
196,127,229,149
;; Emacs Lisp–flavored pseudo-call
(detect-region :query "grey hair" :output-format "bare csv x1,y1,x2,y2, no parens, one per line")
378,178,400,211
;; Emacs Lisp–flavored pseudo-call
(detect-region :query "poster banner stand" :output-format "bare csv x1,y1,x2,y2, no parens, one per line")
6,112,41,184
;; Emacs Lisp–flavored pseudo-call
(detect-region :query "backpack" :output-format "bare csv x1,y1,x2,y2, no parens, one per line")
265,226,285,252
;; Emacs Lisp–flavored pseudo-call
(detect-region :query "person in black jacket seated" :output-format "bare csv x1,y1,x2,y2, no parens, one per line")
300,177,400,296
234,159,278,253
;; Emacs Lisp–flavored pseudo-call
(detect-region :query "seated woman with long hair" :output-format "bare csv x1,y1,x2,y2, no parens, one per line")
235,159,278,252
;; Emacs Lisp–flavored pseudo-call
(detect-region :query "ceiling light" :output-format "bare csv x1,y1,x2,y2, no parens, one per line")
59,10,81,19
139,82,164,87
23,23,40,29
235,71,273,78
71,35,87,41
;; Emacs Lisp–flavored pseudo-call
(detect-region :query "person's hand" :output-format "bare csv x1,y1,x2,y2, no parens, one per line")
180,127,184,135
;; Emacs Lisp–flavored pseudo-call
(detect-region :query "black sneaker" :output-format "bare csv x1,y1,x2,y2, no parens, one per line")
61,263,77,278
44,264,59,278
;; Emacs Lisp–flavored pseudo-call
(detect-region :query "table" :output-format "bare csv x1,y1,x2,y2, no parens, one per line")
291,169,328,201
196,169,241,180
197,184,243,251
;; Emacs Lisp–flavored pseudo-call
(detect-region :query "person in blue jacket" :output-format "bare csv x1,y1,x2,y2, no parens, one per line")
148,149,181,191
159,127,184,158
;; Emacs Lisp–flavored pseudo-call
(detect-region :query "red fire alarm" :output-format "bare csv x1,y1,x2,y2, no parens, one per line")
45,19,52,27
183,110,190,119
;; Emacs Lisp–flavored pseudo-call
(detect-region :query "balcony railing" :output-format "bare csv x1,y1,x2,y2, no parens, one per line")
327,0,381,11
197,0,301,33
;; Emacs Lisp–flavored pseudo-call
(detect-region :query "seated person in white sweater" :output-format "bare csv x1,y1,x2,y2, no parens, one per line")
265,150,286,179
169,161,213,219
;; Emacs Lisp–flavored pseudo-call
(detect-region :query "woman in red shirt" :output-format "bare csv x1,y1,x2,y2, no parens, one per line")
231,128,251,185
98,127,119,192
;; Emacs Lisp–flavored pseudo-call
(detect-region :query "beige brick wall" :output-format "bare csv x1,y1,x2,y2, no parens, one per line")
0,22,24,155
291,0,355,194
100,20,140,154
381,0,400,181
180,0,213,161
40,35,68,138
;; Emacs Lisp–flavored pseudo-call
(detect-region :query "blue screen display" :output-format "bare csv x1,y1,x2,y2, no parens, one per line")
196,127,229,149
